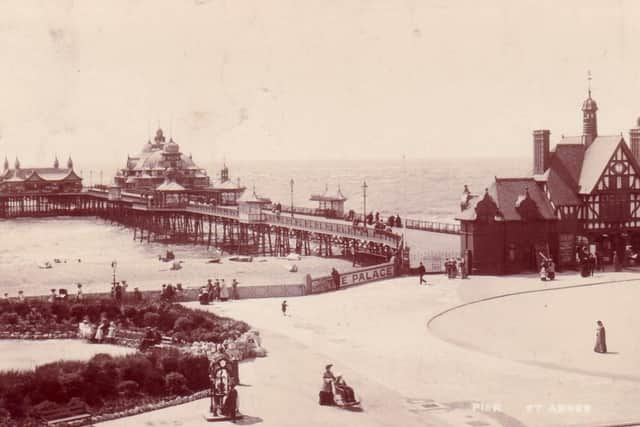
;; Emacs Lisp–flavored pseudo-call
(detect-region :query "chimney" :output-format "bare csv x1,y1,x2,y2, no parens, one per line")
533,129,550,175
631,119,640,162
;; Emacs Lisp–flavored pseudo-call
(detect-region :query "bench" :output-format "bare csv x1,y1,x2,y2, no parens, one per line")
37,400,91,426
153,335,174,348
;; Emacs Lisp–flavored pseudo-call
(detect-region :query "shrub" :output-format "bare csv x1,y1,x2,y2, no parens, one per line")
116,380,139,398
143,312,160,327
164,372,187,395
59,372,86,398
51,303,70,322
159,355,179,374
178,354,210,391
142,370,164,396
0,312,19,325
70,304,86,321
119,354,153,385
173,316,192,332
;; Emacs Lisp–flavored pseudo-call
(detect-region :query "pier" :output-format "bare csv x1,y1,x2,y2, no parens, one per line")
274,205,462,235
0,189,402,261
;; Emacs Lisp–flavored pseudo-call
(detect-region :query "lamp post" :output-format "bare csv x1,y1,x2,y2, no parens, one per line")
362,180,368,227
111,260,117,288
290,178,294,218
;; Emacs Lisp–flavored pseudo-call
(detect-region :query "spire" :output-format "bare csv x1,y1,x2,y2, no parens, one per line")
14,157,20,170
3,156,8,171
53,156,59,169
67,156,74,169
581,70,598,147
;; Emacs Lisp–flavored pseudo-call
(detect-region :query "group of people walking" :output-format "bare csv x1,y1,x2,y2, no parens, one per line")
199,278,239,305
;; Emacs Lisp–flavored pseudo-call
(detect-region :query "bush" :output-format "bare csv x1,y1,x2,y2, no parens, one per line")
116,380,139,398
164,372,187,395
143,312,160,327
173,316,192,332
59,372,86,398
119,354,154,385
159,355,179,374
0,312,19,325
51,303,70,322
142,370,165,396
178,355,210,391
70,304,86,321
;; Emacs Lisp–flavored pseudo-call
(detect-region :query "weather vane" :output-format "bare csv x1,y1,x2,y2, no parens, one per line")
587,70,592,96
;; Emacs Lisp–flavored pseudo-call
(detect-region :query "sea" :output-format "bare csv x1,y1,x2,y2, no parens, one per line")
0,157,530,295
82,157,531,224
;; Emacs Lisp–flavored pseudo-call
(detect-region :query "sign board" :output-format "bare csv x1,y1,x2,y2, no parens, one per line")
340,264,395,287
310,276,334,294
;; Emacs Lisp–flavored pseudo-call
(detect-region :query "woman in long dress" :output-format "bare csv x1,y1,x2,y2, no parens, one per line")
594,320,607,353
94,321,105,342
220,281,230,301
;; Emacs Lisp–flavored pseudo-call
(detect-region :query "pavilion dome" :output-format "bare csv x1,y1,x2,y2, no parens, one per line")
164,139,180,153
140,151,164,169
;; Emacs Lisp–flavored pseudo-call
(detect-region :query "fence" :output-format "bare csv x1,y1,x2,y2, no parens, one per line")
411,250,460,273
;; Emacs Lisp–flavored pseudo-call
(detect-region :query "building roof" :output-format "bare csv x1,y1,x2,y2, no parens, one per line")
545,142,584,206
578,135,623,193
214,179,243,190
156,180,186,192
457,178,556,221
237,189,270,204
1,168,81,183
310,187,347,202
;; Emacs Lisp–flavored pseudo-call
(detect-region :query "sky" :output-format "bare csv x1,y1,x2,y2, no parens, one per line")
1,0,640,168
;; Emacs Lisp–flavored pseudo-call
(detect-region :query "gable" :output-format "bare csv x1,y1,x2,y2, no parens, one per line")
578,135,624,193
24,172,46,182
592,141,640,192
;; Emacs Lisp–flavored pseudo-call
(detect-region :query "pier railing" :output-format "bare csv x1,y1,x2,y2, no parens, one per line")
186,202,239,218
403,218,461,235
262,213,401,245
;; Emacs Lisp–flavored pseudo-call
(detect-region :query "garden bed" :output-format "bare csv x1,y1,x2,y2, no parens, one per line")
0,299,256,426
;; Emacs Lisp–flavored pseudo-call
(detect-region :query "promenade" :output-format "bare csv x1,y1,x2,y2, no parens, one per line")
99,270,640,426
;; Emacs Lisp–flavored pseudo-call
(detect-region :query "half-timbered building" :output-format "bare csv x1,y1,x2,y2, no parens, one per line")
458,89,640,274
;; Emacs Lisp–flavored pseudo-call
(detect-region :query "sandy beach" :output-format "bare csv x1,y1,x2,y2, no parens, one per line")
96,269,640,427
0,217,354,296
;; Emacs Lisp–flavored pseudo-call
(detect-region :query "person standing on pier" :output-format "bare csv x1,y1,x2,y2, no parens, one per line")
418,262,427,285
